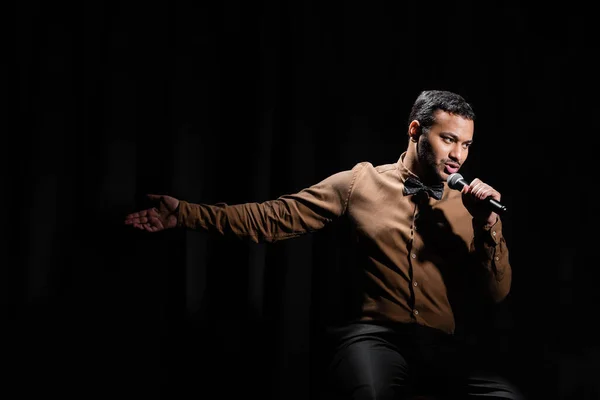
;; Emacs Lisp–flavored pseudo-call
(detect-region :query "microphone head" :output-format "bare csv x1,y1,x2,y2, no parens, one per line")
447,173,465,190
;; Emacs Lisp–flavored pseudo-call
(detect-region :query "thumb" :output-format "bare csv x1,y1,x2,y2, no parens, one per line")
147,194,162,201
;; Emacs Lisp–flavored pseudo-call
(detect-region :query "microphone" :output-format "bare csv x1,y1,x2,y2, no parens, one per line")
447,173,507,214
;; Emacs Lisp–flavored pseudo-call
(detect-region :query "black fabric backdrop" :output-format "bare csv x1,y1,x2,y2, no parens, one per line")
10,1,598,399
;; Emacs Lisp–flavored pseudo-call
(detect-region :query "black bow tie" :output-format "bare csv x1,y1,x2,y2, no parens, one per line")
403,176,444,200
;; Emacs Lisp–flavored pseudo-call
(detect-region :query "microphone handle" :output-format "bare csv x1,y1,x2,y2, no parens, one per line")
488,198,507,213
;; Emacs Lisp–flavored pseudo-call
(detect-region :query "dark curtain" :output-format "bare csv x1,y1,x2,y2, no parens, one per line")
10,1,597,399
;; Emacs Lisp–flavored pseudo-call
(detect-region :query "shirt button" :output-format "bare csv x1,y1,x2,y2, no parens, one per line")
413,309,419,316
411,253,416,259
495,256,499,261
492,231,497,236
413,281,418,287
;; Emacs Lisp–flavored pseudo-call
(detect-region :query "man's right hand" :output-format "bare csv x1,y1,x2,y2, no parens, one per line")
124,194,180,232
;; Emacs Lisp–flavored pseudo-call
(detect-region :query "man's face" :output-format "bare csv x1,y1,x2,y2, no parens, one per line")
417,110,474,183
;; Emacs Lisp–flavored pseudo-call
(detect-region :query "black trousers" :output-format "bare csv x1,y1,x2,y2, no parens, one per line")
324,322,525,399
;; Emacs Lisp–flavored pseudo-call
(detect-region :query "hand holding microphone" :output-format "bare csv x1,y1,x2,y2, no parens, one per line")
447,173,506,224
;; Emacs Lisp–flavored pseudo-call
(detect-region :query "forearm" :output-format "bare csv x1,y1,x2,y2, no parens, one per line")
471,217,512,303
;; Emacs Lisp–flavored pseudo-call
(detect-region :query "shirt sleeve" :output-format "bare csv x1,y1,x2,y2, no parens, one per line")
470,217,512,303
176,165,361,243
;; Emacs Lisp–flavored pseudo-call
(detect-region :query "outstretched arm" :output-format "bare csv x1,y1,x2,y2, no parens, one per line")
175,168,357,243
124,164,362,243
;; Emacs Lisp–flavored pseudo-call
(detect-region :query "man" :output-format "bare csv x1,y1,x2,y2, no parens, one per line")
125,90,524,398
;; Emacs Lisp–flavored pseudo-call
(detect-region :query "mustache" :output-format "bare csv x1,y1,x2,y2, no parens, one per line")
442,159,461,167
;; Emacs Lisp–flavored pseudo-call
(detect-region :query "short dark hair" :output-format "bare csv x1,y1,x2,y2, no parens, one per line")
408,90,475,134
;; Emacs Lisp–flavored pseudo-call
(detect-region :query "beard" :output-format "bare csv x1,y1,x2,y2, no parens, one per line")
416,135,445,184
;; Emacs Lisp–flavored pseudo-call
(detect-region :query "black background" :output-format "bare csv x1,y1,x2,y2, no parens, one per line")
10,2,598,399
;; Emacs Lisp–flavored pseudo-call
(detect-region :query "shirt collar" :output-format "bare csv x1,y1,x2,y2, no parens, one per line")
396,152,419,183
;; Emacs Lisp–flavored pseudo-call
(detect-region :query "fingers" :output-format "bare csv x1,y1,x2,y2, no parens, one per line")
127,216,163,232
145,224,161,233
124,208,157,225
466,178,500,201
130,222,148,230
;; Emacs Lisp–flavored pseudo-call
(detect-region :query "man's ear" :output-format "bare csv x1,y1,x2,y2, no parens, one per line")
408,120,421,142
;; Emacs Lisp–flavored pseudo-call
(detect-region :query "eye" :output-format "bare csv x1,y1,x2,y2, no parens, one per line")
442,137,454,144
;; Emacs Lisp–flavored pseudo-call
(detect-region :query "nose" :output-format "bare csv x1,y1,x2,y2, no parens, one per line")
449,144,463,161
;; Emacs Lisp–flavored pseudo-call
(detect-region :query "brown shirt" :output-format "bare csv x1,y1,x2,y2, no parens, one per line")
177,152,511,334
